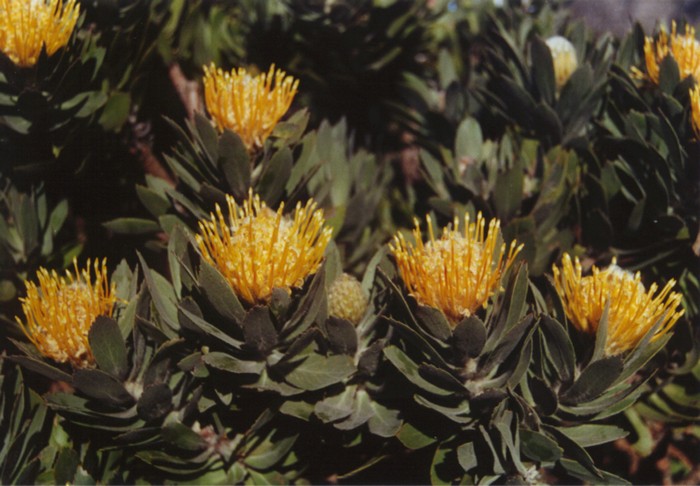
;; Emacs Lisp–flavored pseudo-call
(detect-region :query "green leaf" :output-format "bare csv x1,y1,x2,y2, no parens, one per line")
368,401,401,438
457,442,477,472
396,422,437,450
520,429,562,462
482,315,535,373
48,199,69,234
559,458,629,485
194,112,219,163
10,356,72,383
198,260,246,324
285,354,355,391
540,315,575,384
137,384,172,422
383,346,452,396
161,421,207,451
559,424,628,447
455,117,482,162
283,265,326,341
334,388,374,430
242,306,278,356
98,92,130,131
560,356,624,405
73,369,133,406
54,447,79,485
279,399,314,421
259,147,292,206
658,55,680,94
415,304,452,341
219,130,250,198
323,317,358,356
244,433,297,470
314,386,356,423
203,352,265,375
591,300,611,363
138,253,179,335
88,316,128,380
493,158,524,219
453,316,486,360
136,185,170,218
177,300,244,350
531,36,556,105
103,218,160,235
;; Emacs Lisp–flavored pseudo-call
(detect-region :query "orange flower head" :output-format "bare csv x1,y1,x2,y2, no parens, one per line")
203,63,299,150
390,213,523,324
552,254,685,356
0,0,80,67
634,21,700,85
16,259,117,368
196,191,332,305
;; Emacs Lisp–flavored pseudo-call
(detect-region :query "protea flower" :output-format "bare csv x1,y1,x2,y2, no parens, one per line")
634,21,700,85
552,254,685,356
203,63,299,151
545,35,578,89
0,0,80,67
196,191,332,305
390,213,523,324
16,259,117,368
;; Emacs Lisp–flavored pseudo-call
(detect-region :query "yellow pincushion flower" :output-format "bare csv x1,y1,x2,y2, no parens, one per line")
691,84,700,139
545,36,578,89
634,21,700,85
552,254,685,356
0,0,80,68
203,63,299,151
328,273,368,325
196,192,332,305
16,259,117,368
390,213,523,324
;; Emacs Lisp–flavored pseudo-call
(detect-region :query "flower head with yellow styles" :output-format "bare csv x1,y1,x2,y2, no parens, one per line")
545,36,578,89
196,191,332,305
691,84,700,139
16,259,117,368
203,63,299,151
552,254,685,356
0,0,80,68
390,213,523,324
633,21,700,85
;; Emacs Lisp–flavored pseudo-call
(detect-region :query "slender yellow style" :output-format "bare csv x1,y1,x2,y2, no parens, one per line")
0,0,80,68
390,213,523,324
203,63,299,150
196,191,332,305
691,84,700,139
633,21,700,85
552,254,685,356
16,259,117,368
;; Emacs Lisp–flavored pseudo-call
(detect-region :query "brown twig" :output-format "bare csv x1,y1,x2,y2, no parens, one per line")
169,63,204,121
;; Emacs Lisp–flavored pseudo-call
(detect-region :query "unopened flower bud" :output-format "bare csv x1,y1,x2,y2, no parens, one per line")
545,36,578,89
328,273,368,325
